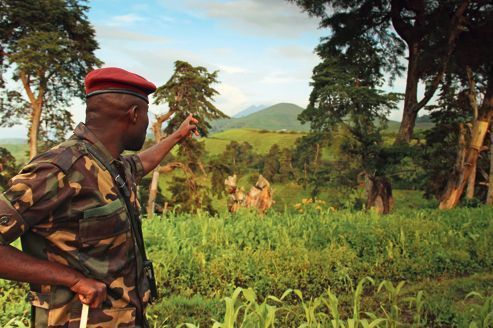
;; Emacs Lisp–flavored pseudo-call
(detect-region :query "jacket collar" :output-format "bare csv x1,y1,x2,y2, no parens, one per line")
73,122,118,165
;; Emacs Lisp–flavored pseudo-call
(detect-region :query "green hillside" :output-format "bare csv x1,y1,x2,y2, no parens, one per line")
204,128,305,156
386,120,434,133
0,143,29,164
211,103,310,132
211,102,433,134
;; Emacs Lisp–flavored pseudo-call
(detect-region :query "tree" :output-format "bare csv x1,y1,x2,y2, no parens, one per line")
292,133,325,191
208,159,232,199
425,3,493,208
0,147,17,190
0,0,101,158
437,74,492,209
220,141,258,177
262,144,281,182
298,54,400,213
289,0,471,144
278,147,296,182
146,60,228,214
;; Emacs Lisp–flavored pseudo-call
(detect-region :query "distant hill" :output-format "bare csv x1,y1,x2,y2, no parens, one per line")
204,128,305,156
385,120,434,133
233,105,267,118
211,103,309,132
0,138,26,144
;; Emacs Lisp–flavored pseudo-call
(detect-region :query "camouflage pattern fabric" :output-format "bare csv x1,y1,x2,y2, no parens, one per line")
0,123,150,327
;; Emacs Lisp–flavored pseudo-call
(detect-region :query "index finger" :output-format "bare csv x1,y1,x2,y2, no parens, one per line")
186,114,198,124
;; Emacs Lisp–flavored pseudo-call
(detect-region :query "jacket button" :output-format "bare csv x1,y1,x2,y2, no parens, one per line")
0,216,10,226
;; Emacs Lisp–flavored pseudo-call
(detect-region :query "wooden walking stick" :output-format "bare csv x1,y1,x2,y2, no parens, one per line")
79,303,89,328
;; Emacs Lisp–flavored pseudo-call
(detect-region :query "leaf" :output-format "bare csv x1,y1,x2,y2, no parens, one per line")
294,289,304,301
281,289,293,300
243,288,257,304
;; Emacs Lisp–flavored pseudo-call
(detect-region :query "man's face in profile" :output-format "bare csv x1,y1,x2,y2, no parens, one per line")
127,102,149,151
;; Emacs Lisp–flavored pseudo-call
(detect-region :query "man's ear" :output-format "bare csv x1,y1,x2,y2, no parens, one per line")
128,105,139,123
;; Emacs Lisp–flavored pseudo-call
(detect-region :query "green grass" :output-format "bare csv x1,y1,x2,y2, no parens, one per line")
204,128,305,156
1,207,493,326
0,143,29,165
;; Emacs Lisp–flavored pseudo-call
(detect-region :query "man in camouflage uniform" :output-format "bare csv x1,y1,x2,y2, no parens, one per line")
0,67,199,327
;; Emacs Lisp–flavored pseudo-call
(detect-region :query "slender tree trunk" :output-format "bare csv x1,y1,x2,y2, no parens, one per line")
439,67,492,209
145,111,174,216
146,169,160,216
395,43,419,144
466,66,479,200
19,71,44,159
487,125,493,205
439,120,489,209
456,123,467,171
466,163,477,200
365,173,393,214
28,104,42,159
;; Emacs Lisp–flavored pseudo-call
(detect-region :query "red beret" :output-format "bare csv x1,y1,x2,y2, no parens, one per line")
85,67,156,103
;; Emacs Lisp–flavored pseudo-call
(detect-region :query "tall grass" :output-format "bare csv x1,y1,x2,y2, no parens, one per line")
1,207,493,326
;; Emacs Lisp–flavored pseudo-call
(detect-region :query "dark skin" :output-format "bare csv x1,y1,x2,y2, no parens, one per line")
0,93,198,308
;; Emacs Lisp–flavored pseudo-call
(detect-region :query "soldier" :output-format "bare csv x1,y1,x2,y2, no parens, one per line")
0,67,199,327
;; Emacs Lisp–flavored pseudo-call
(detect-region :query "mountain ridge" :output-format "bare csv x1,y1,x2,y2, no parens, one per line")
233,104,267,118
212,103,310,132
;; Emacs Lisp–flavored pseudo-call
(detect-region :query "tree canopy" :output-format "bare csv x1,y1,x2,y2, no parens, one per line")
0,0,101,157
289,0,474,143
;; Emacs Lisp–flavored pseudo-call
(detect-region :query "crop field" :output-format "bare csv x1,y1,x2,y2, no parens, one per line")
1,206,493,327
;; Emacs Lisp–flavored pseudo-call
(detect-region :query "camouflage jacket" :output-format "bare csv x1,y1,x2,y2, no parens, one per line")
0,123,150,327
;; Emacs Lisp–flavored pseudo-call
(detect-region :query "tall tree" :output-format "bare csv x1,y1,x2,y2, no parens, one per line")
299,54,400,212
220,141,257,177
292,133,325,191
0,0,101,158
436,3,493,208
146,60,228,215
262,144,281,182
278,147,296,182
289,0,471,144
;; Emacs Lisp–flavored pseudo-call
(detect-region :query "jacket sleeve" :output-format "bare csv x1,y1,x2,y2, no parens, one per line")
123,154,145,184
0,162,72,245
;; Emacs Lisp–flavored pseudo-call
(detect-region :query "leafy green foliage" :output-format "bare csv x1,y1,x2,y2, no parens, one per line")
2,208,493,326
155,60,228,138
218,141,259,178
296,54,400,201
153,60,228,214
145,206,493,325
0,147,18,190
0,0,101,145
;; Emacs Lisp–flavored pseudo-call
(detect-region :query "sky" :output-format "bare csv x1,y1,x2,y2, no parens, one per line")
0,0,408,139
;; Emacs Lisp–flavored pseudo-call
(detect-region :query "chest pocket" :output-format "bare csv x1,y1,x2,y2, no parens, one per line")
79,199,130,244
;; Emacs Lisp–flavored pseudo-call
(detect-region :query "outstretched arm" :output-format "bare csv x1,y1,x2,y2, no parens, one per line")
138,115,199,176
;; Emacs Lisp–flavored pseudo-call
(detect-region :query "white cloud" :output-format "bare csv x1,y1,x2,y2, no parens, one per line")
215,83,249,116
109,14,145,26
184,0,320,38
270,45,317,61
260,72,307,84
217,65,248,74
95,25,168,43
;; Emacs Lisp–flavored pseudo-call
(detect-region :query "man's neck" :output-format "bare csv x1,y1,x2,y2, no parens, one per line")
85,124,124,159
